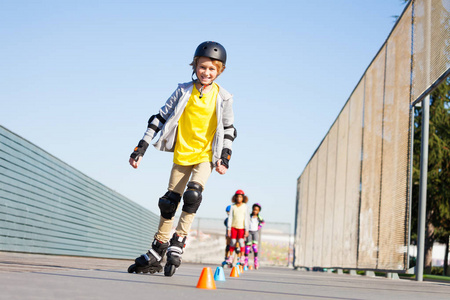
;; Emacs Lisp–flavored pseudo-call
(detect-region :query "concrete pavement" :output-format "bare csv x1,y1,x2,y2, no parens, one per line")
0,252,449,300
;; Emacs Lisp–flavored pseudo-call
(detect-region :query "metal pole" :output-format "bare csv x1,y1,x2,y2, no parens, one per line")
416,0,432,282
407,106,415,270
416,94,429,282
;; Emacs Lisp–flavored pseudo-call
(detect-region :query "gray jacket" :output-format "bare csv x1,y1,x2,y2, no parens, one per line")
141,81,237,166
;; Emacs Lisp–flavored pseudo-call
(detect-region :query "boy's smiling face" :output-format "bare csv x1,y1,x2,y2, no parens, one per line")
196,57,219,86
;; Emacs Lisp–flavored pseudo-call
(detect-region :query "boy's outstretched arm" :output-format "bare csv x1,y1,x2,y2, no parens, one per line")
128,85,181,169
218,94,236,174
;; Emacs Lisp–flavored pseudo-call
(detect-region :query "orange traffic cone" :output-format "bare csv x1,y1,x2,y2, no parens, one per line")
239,265,244,273
249,265,254,270
196,267,216,290
230,266,240,277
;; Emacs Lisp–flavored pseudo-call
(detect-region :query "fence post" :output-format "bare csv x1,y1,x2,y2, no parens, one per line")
416,0,431,282
416,95,429,282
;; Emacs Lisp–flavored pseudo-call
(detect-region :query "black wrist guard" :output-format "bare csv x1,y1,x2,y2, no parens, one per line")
130,140,149,161
220,148,232,169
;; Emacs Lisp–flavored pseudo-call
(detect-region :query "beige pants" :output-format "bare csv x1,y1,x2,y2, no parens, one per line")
154,162,213,243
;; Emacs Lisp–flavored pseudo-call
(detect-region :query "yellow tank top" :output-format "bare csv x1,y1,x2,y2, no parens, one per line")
173,83,218,165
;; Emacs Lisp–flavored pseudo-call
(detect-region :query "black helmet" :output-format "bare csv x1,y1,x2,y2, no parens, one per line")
194,41,227,65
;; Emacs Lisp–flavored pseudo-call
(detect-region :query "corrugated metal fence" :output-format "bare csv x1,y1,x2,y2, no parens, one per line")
0,125,159,259
294,0,450,271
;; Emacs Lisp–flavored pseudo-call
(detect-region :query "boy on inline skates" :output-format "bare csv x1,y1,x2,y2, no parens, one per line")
128,41,236,277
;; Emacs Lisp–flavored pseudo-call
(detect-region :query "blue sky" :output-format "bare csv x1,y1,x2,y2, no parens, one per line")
0,0,408,227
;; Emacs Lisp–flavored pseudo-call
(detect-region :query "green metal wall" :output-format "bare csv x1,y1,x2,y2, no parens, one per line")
0,125,158,258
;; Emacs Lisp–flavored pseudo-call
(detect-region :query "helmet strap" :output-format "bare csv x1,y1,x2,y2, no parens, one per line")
199,84,206,98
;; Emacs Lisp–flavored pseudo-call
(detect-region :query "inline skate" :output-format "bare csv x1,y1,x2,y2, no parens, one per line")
164,233,186,277
128,239,168,274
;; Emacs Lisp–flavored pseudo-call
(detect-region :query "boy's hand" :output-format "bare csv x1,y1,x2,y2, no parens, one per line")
227,229,231,237
245,231,249,238
215,159,227,175
129,156,142,169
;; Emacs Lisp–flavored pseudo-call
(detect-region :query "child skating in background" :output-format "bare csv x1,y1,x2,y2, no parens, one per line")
223,205,231,262
224,205,242,267
244,203,265,269
127,41,237,277
224,190,249,267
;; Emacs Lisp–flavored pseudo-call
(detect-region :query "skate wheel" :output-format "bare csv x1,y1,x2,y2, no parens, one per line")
128,264,137,273
164,264,176,277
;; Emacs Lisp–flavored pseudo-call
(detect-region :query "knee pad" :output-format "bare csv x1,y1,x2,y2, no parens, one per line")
182,182,203,213
245,245,251,255
158,191,181,219
230,239,237,247
238,238,245,248
252,244,258,254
